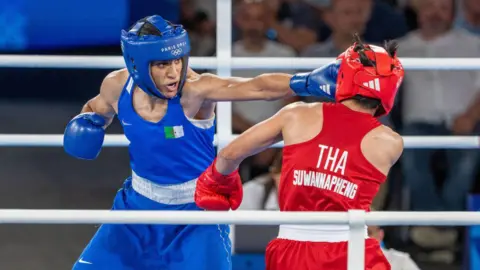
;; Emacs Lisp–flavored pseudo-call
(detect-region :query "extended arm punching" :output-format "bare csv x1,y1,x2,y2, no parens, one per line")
289,60,341,98
200,61,341,102
194,105,289,211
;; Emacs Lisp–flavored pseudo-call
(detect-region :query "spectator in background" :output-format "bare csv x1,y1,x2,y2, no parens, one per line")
238,151,282,210
314,0,408,44
301,0,371,58
398,0,420,31
368,225,422,270
180,0,215,56
456,0,480,35
195,0,216,22
232,1,298,177
262,0,320,53
398,0,480,255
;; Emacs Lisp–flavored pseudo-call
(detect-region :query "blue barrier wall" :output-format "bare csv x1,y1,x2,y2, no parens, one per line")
467,195,480,270
0,0,179,51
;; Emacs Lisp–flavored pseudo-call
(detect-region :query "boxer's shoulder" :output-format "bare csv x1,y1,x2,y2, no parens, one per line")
277,102,325,145
367,125,403,148
280,101,320,112
280,101,323,121
100,69,129,105
103,68,130,88
181,72,215,98
362,125,404,171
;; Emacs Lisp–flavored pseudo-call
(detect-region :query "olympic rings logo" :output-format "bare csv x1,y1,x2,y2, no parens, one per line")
171,48,183,56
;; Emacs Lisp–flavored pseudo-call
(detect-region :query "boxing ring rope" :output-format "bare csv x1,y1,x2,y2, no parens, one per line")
0,134,479,148
2,1,480,269
2,210,480,226
2,55,480,70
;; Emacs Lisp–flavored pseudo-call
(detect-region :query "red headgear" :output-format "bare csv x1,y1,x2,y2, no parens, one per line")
335,43,404,117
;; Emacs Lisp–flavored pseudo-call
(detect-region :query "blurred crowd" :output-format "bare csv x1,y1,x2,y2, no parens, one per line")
181,0,480,267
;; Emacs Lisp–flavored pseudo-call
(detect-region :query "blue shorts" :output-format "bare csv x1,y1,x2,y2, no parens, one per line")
73,178,232,270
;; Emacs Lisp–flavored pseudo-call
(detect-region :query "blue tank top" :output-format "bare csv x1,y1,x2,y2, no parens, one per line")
117,77,216,185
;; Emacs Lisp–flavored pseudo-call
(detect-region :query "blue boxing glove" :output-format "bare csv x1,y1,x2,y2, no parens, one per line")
63,112,106,160
289,60,341,100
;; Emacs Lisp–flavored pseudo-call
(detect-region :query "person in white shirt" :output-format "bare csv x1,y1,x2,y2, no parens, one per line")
455,0,480,36
398,0,480,250
368,225,421,270
238,151,282,210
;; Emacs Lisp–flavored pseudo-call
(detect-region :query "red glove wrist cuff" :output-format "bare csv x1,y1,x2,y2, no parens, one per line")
210,158,239,180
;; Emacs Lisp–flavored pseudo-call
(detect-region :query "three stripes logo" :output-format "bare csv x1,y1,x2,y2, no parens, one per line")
362,78,381,91
320,79,381,94
320,85,331,95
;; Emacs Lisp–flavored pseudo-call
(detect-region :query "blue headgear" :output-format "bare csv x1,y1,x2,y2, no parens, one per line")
121,15,191,99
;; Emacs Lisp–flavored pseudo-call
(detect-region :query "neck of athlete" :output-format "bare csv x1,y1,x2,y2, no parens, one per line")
340,100,376,116
137,87,168,106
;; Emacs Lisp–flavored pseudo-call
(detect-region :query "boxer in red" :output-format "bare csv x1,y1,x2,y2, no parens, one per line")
195,34,405,270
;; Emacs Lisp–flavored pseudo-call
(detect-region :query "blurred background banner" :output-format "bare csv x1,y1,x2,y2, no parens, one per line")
0,0,180,52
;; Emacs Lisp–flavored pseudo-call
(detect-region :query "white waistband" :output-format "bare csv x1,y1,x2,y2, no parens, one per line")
131,171,197,205
278,224,368,242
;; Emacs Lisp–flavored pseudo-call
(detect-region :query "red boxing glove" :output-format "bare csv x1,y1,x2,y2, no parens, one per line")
195,160,243,211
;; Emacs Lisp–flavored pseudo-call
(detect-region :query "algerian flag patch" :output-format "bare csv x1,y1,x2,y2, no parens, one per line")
164,125,184,139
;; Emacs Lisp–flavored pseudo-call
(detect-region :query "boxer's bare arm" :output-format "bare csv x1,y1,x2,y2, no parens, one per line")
81,70,126,127
361,126,404,176
215,103,298,175
191,73,295,102
186,69,250,85
186,67,200,80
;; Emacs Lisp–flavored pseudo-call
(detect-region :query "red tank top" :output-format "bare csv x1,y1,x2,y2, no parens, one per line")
279,103,385,212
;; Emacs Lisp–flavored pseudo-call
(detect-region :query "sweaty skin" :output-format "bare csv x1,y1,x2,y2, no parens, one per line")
215,101,404,178
81,67,296,128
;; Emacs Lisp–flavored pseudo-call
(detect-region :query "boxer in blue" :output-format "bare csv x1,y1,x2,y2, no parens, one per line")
64,15,339,270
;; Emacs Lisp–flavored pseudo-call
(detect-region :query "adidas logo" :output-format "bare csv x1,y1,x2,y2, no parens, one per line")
320,85,331,95
362,78,381,91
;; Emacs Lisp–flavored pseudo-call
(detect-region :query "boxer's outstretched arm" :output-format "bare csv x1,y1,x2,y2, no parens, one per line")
197,61,339,102
198,73,295,102
214,104,294,175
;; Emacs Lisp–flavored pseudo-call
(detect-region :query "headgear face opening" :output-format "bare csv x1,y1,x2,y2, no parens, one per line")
120,15,191,99
335,43,404,117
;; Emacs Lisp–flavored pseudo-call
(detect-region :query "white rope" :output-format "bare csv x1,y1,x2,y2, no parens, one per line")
0,210,347,224
1,134,478,148
1,55,480,70
222,135,480,149
0,210,479,225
